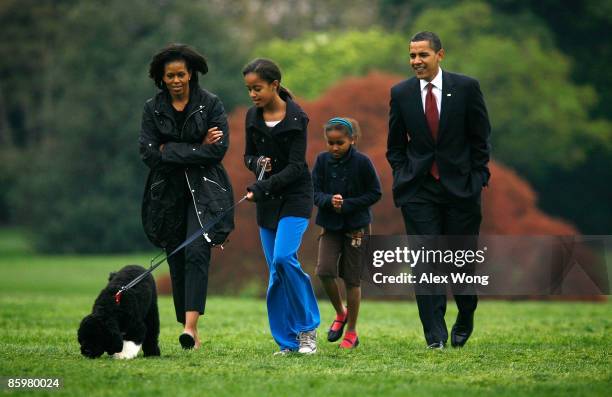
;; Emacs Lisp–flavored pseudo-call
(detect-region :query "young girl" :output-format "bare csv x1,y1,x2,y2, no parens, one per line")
242,58,320,355
312,117,382,349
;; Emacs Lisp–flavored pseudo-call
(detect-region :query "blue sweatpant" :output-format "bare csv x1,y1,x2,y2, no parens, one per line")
259,216,320,350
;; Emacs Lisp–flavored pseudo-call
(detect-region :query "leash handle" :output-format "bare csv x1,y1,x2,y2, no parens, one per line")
257,158,269,181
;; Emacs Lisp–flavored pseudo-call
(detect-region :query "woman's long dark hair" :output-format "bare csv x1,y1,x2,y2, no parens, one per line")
242,58,292,99
149,43,208,90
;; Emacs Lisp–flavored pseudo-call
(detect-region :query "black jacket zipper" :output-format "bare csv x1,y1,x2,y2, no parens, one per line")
202,176,227,192
180,105,205,140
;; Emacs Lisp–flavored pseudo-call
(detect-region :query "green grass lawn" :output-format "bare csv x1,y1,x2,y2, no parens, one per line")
0,231,610,396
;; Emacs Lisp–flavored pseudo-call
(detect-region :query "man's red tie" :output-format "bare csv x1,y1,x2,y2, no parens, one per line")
425,83,440,179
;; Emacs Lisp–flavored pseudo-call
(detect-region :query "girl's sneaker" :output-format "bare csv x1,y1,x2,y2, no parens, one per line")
297,330,317,354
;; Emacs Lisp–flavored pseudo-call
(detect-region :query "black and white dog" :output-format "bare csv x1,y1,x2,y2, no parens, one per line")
78,265,160,359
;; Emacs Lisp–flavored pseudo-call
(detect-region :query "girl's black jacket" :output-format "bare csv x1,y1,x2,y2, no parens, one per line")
312,145,381,231
244,95,313,229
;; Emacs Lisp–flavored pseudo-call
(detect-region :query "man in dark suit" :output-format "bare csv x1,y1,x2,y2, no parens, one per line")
386,31,491,349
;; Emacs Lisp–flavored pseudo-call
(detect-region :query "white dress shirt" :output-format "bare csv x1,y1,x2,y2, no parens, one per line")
419,68,442,116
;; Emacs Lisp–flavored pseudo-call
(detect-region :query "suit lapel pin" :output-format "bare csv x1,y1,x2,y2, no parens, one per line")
447,93,452,96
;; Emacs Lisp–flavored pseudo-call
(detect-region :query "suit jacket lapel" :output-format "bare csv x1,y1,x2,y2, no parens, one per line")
438,71,454,142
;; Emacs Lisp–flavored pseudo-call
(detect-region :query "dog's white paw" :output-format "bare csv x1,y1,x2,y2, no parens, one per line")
113,341,142,360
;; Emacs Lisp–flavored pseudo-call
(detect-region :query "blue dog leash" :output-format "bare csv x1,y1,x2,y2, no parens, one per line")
115,159,268,305
114,195,246,304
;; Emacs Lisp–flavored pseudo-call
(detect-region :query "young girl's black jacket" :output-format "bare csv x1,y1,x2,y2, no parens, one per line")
244,95,313,229
312,145,382,231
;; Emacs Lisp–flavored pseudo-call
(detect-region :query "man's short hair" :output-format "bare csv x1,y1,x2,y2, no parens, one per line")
411,31,442,52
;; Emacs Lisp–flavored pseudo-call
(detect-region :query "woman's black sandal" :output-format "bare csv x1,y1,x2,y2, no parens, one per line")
179,333,196,349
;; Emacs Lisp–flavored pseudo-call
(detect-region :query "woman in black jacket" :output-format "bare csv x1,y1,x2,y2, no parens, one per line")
243,58,320,355
139,44,234,350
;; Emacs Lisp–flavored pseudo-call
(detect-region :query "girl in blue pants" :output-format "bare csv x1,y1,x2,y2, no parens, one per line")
243,58,320,354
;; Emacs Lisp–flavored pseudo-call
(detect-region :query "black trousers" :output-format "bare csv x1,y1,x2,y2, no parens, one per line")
166,196,211,325
401,175,481,345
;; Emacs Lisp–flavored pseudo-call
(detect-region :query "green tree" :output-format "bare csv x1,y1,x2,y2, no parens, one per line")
486,0,612,120
212,0,381,43
253,4,610,175
252,28,408,99
410,1,611,233
10,0,249,252
411,1,610,175
0,0,75,223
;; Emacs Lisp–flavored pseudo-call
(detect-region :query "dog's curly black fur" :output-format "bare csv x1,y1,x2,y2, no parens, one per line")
77,265,160,358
